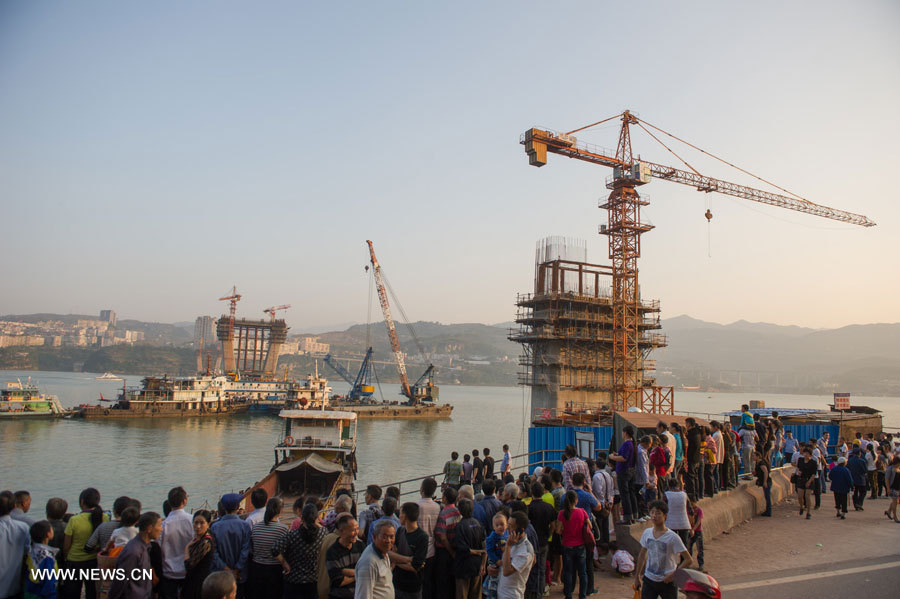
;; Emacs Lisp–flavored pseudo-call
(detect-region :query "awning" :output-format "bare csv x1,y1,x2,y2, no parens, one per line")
275,453,344,474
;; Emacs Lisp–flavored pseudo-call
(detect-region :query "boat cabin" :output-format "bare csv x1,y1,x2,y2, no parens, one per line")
255,410,358,500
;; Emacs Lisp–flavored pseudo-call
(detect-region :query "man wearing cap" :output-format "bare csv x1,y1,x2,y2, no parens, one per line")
211,493,252,596
829,456,853,519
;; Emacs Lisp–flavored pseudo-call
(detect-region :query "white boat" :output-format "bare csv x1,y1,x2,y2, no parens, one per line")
96,373,123,381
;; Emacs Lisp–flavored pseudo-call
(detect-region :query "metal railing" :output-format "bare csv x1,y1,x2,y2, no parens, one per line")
349,451,557,504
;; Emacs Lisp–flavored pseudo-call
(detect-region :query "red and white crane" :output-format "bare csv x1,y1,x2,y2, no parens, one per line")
366,240,438,404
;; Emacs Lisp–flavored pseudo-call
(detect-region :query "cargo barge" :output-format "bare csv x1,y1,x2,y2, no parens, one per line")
75,375,249,418
328,401,453,419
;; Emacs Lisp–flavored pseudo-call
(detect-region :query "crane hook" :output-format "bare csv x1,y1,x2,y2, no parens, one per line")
704,209,713,222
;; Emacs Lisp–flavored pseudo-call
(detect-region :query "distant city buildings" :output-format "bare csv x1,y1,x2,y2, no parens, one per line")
0,309,144,349
295,336,330,356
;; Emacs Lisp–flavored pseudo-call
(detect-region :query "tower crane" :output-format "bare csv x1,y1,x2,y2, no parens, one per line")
264,304,291,322
218,286,242,321
366,240,438,405
522,111,875,412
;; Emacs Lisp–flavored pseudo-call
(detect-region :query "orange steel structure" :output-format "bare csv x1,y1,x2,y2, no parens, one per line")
523,111,875,412
264,304,291,322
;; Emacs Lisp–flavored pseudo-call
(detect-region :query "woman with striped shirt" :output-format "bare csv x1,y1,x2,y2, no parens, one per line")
248,497,288,599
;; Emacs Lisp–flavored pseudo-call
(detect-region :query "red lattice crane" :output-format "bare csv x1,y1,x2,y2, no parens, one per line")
218,286,242,322
366,240,412,400
522,111,875,413
264,304,291,322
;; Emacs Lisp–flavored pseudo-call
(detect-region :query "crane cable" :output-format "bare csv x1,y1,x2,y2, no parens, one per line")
636,117,812,204
366,266,374,349
564,112,624,136
635,122,703,176
382,271,428,360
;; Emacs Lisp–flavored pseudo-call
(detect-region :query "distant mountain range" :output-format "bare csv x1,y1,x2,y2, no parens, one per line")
655,315,900,396
2,312,898,395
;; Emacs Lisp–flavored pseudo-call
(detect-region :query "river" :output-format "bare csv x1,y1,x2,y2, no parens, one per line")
2,369,898,513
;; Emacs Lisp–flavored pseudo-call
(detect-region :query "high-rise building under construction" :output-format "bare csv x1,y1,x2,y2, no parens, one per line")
509,237,668,416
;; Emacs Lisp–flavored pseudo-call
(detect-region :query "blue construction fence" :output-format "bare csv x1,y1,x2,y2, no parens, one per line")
528,425,613,472
782,424,840,454
528,423,841,473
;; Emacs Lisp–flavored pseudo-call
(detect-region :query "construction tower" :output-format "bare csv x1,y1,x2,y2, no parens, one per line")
509,237,670,417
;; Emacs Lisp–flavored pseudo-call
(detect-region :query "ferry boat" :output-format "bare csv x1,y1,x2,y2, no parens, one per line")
0,380,67,419
75,375,249,418
240,409,357,512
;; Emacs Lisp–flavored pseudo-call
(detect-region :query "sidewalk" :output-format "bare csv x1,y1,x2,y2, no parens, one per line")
545,494,900,599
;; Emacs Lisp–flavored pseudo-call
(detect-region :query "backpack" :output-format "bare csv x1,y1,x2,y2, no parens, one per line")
361,504,383,541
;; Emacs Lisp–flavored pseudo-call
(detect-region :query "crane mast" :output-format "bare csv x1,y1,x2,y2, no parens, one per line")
523,111,875,412
366,240,412,400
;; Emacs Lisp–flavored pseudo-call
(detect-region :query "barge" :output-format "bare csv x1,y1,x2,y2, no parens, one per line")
75,375,249,418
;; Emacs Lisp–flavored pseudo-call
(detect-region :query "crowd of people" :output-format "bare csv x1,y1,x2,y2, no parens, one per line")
3,422,898,599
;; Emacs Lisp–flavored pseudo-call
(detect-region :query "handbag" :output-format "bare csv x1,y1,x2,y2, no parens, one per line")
581,515,596,551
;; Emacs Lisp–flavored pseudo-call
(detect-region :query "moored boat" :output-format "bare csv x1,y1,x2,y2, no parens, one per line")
234,365,332,414
239,409,357,512
75,375,249,418
0,380,67,419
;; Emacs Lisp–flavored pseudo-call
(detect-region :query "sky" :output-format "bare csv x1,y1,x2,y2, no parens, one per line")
1,0,898,331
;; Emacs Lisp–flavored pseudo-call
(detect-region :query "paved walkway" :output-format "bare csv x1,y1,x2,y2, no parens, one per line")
547,494,900,598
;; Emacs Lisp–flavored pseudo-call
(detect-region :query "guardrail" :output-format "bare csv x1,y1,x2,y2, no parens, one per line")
349,450,557,503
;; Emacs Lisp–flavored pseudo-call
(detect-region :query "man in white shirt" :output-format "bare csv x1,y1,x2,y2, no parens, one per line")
245,488,268,527
355,520,396,599
496,511,534,599
159,486,195,599
633,500,692,599
711,422,725,493
0,491,30,599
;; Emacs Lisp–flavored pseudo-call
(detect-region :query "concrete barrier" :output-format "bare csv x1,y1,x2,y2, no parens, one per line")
614,467,793,555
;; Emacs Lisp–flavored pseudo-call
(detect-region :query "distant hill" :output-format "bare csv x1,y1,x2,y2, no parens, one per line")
315,321,518,361
3,312,899,395
655,316,900,396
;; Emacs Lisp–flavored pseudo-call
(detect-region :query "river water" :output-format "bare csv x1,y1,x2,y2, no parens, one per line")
2,369,898,513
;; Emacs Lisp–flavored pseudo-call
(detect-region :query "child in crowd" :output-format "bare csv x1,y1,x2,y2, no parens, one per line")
687,499,704,572
482,512,508,599
633,500,692,598
608,541,634,577
107,506,140,554
25,521,59,599
664,478,691,547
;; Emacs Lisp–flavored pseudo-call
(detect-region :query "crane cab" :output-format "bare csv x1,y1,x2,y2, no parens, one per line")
613,161,652,185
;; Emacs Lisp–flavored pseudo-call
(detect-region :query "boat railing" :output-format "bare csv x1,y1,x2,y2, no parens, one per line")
346,450,556,504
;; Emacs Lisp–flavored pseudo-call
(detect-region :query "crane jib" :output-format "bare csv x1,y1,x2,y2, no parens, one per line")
521,128,875,227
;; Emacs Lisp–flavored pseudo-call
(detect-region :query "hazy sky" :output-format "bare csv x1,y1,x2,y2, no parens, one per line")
2,1,898,331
